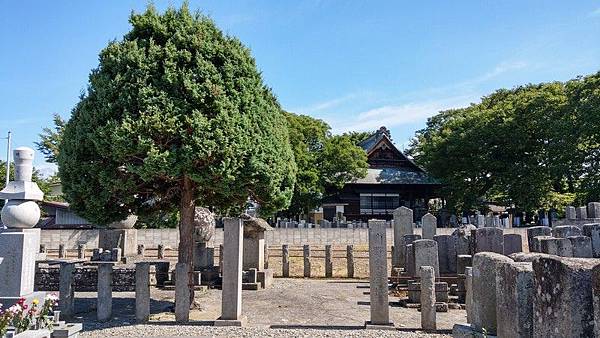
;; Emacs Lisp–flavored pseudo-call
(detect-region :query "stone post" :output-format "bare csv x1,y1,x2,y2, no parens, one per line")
346,245,354,278
365,219,393,329
59,262,75,319
175,262,190,322
137,244,145,256
325,244,333,278
97,263,113,322
421,213,437,240
303,244,311,278
157,244,165,259
216,218,246,326
135,262,150,322
412,239,440,277
77,244,85,259
405,244,415,277
59,244,66,259
420,266,436,331
282,244,289,277
392,206,413,268
465,267,473,323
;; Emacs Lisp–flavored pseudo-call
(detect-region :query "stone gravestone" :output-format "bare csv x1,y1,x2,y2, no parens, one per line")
552,225,582,238
433,234,456,274
526,226,551,252
471,252,513,335
420,266,436,331
568,236,593,258
392,206,413,268
471,227,504,254
565,206,576,220
215,218,246,326
365,219,394,329
588,202,600,219
533,256,598,337
242,214,274,288
496,261,534,338
583,223,600,258
421,213,437,240
503,233,522,256
576,206,588,220
412,239,440,277
0,147,45,307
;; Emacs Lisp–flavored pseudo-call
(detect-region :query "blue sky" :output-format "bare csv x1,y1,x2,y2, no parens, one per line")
1,1,599,176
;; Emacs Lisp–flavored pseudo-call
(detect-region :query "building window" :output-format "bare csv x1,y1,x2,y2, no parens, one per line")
360,193,400,215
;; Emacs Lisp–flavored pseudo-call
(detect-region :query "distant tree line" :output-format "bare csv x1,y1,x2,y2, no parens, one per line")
407,71,600,216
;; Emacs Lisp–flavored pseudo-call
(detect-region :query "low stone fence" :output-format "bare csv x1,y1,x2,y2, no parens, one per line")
39,227,531,250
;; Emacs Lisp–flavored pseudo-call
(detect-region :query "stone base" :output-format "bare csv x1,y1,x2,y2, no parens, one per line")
242,282,260,290
452,323,497,338
0,291,46,308
257,269,273,288
12,328,52,337
364,321,396,330
214,316,247,327
52,323,83,338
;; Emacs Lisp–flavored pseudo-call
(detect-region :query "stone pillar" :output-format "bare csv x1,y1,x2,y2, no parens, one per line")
526,226,551,252
392,206,413,268
325,244,333,278
346,245,354,278
175,262,190,322
533,256,597,337
569,236,592,258
282,244,290,277
242,231,265,271
137,244,145,256
219,244,224,274
503,233,522,255
77,244,85,259
496,261,534,338
421,213,437,240
471,252,513,335
433,234,456,274
59,262,75,319
576,206,588,220
0,229,42,302
412,239,440,277
420,266,436,331
365,219,393,328
59,244,66,258
588,202,600,219
583,223,600,258
97,263,113,322
303,244,311,278
565,205,576,220
135,262,150,322
465,267,473,323
157,244,165,259
552,225,582,238
471,227,503,254
405,244,415,277
217,217,246,326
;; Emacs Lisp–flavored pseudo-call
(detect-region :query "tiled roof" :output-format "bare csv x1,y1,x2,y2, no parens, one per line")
351,168,441,185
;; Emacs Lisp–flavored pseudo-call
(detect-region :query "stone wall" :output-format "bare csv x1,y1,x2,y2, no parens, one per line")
39,227,531,250
35,266,136,292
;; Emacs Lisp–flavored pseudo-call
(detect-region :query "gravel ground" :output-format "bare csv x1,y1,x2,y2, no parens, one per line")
81,324,449,337
72,278,459,337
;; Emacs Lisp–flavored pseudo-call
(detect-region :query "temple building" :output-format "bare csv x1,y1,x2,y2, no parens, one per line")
321,127,441,222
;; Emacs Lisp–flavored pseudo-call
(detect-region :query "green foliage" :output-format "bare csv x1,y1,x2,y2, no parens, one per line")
284,112,368,216
58,4,296,226
35,114,66,164
343,130,375,146
409,71,600,214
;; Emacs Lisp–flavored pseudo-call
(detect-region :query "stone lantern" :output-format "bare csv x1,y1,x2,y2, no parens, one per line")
0,147,45,305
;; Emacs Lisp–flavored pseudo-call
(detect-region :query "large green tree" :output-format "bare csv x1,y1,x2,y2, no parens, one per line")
58,5,296,301
35,113,66,164
284,112,369,216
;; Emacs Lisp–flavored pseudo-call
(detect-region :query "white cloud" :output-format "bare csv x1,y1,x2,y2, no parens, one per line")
289,92,371,115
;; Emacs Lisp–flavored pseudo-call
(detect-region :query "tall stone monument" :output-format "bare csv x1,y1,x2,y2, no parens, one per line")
365,219,394,330
0,147,45,306
392,206,413,268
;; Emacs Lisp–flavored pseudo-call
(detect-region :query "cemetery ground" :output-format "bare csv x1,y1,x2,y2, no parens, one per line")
74,278,457,337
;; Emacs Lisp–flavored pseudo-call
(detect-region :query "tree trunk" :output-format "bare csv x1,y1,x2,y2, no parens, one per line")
179,175,196,306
